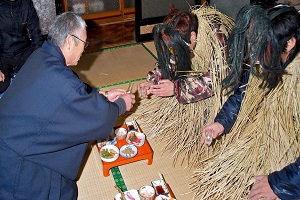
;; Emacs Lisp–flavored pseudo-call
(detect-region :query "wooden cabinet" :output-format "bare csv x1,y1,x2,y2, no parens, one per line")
62,0,135,24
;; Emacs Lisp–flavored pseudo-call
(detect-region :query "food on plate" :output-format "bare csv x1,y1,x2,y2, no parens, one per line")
126,131,145,147
101,148,118,159
120,144,138,158
152,179,169,196
121,146,135,156
128,132,141,143
126,121,138,131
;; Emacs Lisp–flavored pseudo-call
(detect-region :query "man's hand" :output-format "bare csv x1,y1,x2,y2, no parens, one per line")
149,79,174,97
99,89,127,102
249,175,278,200
119,93,136,111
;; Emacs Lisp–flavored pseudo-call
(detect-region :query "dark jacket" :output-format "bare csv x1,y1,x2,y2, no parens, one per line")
268,157,300,200
214,70,249,133
215,70,300,199
0,0,43,92
0,40,126,199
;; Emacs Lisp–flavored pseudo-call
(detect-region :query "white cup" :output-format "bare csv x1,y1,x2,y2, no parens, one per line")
139,185,155,200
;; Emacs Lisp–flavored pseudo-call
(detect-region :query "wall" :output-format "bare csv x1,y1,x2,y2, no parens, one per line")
210,0,250,20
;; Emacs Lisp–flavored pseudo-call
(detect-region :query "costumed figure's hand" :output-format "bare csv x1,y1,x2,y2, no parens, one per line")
249,175,278,200
201,122,224,145
119,93,136,111
138,81,153,99
0,70,5,82
149,79,174,97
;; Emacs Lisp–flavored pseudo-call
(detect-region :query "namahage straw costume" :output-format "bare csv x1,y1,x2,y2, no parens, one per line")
190,5,300,199
126,4,234,167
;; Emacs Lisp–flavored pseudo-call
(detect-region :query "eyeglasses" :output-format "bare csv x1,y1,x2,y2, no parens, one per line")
70,34,89,49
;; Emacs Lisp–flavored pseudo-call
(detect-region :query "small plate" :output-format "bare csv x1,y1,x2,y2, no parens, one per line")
125,121,138,131
99,144,119,162
151,179,169,196
126,131,145,147
120,144,138,158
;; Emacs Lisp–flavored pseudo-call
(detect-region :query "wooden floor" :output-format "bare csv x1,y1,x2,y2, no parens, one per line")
85,20,136,52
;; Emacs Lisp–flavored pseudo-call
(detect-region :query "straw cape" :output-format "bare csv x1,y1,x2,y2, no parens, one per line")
190,54,300,199
126,5,234,167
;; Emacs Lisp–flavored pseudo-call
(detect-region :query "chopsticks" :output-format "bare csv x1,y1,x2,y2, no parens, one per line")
159,172,165,182
127,82,134,93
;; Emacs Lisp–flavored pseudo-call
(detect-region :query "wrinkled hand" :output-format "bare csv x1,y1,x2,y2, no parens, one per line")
119,92,136,111
149,79,174,97
99,89,126,102
107,88,127,102
0,70,5,82
201,122,224,145
249,175,278,200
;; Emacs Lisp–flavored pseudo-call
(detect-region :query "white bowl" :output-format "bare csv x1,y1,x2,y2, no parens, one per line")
120,144,138,158
126,131,145,147
115,127,127,140
99,144,119,162
139,185,155,200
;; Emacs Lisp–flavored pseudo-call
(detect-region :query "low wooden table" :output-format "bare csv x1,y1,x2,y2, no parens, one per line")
99,124,153,177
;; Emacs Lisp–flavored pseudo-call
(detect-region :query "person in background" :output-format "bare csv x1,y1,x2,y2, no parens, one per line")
0,70,4,82
196,4,300,199
0,0,43,97
0,12,135,199
127,4,234,167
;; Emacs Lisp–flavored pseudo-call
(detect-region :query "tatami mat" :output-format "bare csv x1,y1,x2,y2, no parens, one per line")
75,42,197,200
142,42,157,58
72,44,157,88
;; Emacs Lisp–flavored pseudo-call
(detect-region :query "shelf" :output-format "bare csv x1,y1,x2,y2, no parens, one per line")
62,0,135,24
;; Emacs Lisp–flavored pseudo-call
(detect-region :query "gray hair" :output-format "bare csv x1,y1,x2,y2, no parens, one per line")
48,12,86,47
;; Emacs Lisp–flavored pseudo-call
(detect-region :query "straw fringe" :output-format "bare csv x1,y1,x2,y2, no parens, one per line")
190,55,300,199
124,5,234,168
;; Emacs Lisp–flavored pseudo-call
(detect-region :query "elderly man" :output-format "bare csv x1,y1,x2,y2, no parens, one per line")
0,12,135,199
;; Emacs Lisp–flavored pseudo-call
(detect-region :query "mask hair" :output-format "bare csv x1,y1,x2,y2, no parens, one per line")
167,13,192,43
269,5,297,20
153,23,192,80
261,4,299,89
223,5,272,93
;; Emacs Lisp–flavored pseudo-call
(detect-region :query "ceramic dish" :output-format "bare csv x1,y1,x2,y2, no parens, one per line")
120,144,138,158
126,131,145,147
139,185,155,200
151,179,169,196
115,127,127,140
114,189,140,200
99,144,119,162
125,120,138,131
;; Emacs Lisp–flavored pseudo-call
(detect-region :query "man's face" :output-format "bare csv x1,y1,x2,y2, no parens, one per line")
69,29,87,66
